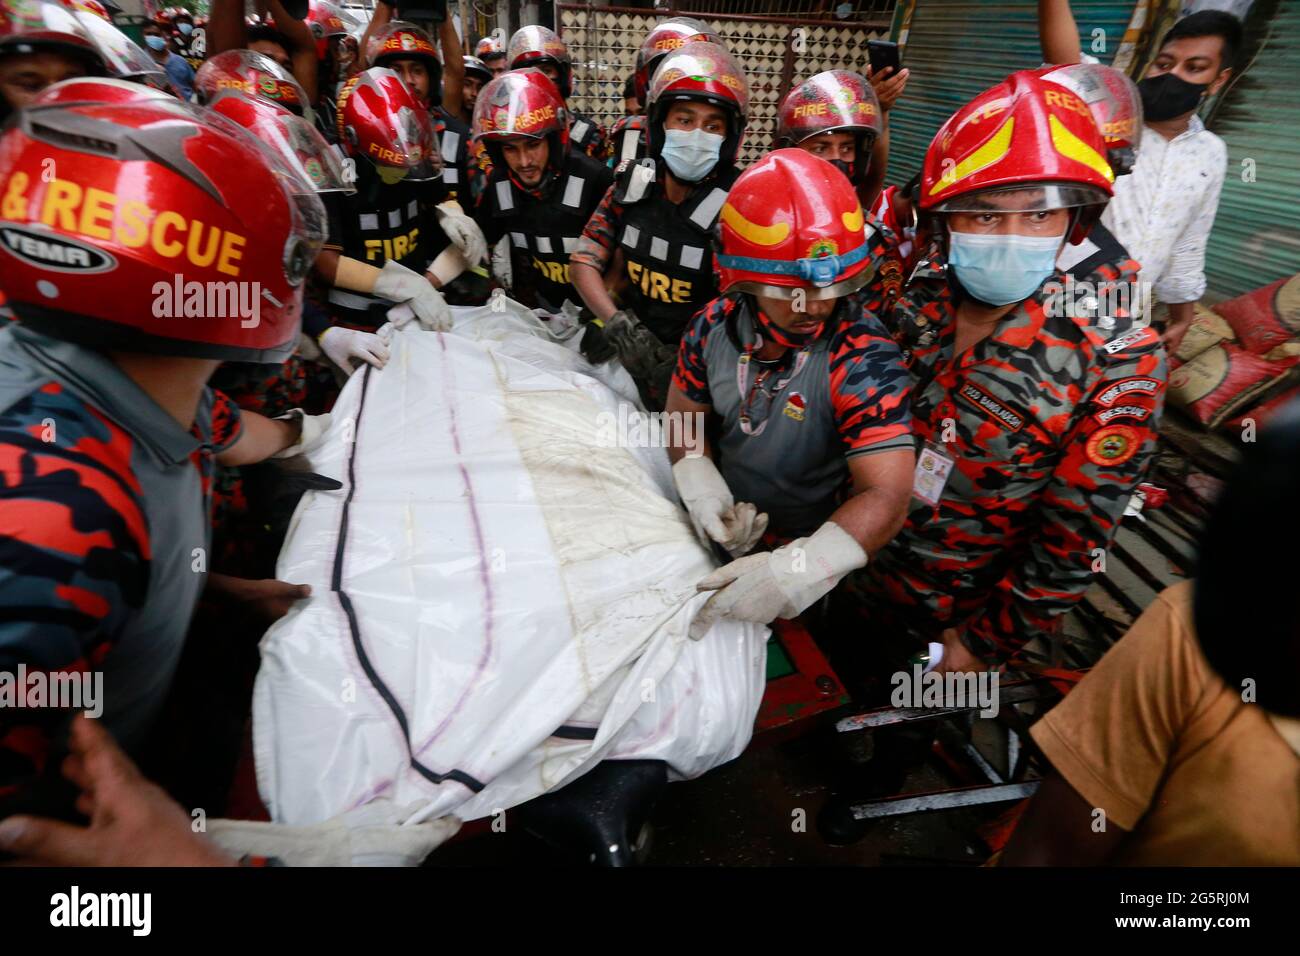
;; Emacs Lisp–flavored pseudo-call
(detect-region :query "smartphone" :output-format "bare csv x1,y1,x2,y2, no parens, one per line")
868,39,902,78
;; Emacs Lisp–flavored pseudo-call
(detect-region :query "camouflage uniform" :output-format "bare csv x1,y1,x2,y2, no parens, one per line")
847,246,1167,661
0,327,242,800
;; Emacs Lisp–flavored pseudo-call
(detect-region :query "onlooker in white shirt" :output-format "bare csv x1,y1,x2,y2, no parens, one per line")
1039,2,1239,352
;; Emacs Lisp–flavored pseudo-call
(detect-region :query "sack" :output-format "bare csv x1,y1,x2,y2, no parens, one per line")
1169,341,1299,428
1171,305,1236,366
1215,273,1300,355
1223,383,1300,431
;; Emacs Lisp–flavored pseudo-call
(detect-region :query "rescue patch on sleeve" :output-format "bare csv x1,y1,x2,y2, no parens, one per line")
1086,423,1141,466
1094,404,1153,425
1094,376,1164,406
1103,326,1160,354
957,381,1025,432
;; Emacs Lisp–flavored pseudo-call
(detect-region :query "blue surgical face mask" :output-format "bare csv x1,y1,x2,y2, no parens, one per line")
660,127,724,183
145,34,167,51
178,22,193,36
947,229,1064,306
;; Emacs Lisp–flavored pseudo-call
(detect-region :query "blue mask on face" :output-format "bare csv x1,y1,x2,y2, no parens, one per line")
947,230,1064,306
660,128,724,183
145,35,167,51
178,22,193,35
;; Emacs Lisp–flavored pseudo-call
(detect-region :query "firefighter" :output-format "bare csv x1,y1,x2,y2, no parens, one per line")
506,25,608,163
608,16,721,167
665,149,914,640
776,71,883,209
0,98,328,809
471,69,613,313
474,34,506,76
0,0,106,115
313,66,458,337
569,40,748,409
821,71,1168,843
368,20,485,222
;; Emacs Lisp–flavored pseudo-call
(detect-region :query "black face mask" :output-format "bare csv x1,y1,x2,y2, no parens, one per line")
829,158,854,180
1138,72,1209,121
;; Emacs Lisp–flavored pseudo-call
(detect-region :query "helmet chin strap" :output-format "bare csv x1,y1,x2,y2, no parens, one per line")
753,302,823,348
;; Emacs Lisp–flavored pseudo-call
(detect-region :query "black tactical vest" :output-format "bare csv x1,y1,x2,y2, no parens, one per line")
324,165,451,329
482,150,613,311
615,161,738,345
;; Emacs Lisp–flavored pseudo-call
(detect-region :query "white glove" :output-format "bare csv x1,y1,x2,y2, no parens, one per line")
688,521,867,640
272,409,332,459
374,259,452,332
672,455,769,558
491,234,513,290
436,203,488,267
318,326,390,374
207,800,460,867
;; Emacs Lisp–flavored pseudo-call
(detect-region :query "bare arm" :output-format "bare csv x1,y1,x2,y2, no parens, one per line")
217,409,300,466
665,384,713,463
267,0,320,102
1038,0,1083,65
827,449,913,556
999,771,1128,865
439,16,464,116
570,260,621,323
208,0,246,57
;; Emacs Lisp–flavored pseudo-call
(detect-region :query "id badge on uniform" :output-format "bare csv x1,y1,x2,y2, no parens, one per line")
913,441,955,507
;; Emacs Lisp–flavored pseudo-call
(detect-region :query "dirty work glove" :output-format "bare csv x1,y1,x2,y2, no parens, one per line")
672,455,769,558
580,320,617,364
318,326,390,374
374,259,452,332
271,409,332,459
603,309,677,380
688,521,867,640
435,203,488,267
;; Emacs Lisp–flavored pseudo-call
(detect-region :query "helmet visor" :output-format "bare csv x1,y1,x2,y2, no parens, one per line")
933,182,1111,213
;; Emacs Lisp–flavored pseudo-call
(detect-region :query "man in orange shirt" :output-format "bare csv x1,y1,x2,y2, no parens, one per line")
1003,400,1300,865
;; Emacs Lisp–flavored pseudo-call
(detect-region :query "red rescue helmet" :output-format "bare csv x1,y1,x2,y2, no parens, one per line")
305,0,347,61
921,70,1114,242
507,25,571,98
472,67,568,181
0,99,325,363
368,20,442,103
32,74,172,105
633,16,721,105
1036,61,1143,176
208,89,353,196
0,0,106,72
776,70,882,185
195,49,313,120
645,40,749,170
337,66,439,182
717,148,873,300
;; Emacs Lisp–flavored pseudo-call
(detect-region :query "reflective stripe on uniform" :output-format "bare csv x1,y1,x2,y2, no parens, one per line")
690,187,728,230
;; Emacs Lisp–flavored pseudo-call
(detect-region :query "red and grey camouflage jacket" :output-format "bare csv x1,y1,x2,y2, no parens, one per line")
848,246,1167,661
